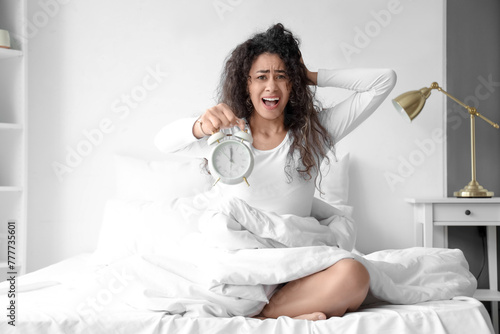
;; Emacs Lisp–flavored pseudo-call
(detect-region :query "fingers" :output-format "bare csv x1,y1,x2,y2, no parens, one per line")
201,103,245,133
298,51,318,86
236,118,246,131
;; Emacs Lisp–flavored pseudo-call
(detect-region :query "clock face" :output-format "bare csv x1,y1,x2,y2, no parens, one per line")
209,140,253,184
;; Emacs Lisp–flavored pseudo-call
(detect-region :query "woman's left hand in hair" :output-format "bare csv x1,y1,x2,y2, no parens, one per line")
300,54,318,86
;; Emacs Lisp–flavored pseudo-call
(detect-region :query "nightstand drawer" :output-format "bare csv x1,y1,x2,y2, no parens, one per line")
434,203,500,222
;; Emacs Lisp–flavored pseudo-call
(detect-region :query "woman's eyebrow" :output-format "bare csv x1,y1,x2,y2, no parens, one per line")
255,69,287,74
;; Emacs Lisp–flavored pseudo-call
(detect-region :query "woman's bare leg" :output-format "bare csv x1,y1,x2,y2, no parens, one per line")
258,259,370,320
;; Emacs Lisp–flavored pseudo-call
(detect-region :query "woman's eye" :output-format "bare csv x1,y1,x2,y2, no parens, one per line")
257,75,266,80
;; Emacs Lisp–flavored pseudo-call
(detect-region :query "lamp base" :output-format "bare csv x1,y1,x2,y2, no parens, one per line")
454,180,494,198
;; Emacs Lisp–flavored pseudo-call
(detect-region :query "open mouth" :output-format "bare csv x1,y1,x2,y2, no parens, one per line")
262,97,280,109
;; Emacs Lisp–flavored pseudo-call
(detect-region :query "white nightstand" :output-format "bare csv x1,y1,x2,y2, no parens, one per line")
406,197,500,334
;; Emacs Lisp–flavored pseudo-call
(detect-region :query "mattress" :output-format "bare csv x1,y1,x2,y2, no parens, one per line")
0,254,494,334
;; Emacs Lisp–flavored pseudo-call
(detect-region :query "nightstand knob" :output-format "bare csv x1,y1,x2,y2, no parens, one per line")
465,210,471,215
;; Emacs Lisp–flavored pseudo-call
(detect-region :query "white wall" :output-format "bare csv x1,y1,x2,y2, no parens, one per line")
26,0,446,272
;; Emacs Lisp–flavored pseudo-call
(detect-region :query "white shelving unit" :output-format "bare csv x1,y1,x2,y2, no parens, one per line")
0,0,27,281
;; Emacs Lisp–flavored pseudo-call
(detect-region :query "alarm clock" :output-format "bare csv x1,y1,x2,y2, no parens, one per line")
207,128,254,186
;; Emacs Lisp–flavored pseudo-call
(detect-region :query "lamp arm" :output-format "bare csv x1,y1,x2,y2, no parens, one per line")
433,83,500,129
473,111,500,129
435,86,468,109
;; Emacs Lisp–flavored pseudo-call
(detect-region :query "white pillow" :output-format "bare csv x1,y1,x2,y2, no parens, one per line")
91,198,196,264
93,154,213,264
315,152,350,206
91,199,140,264
113,152,348,207
114,154,213,201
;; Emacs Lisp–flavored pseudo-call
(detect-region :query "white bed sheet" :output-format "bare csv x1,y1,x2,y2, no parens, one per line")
0,254,494,334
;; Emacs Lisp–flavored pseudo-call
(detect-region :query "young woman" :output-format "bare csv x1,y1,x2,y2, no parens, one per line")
155,23,396,320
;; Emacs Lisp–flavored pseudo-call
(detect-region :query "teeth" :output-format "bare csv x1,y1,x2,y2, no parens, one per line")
263,97,279,101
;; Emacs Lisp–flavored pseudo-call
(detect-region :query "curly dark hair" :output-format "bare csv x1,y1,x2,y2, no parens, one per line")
218,23,333,185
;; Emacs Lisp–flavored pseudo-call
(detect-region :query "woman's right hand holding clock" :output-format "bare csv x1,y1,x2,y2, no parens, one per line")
193,103,246,139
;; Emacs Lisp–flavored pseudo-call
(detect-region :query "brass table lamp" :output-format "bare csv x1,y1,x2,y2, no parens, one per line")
392,82,499,198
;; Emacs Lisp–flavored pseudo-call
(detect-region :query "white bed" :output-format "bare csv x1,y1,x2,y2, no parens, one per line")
0,253,493,334
0,153,495,334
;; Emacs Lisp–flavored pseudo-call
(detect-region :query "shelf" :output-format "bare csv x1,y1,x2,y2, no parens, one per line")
0,48,23,59
0,186,22,192
0,123,22,130
0,262,22,269
474,289,500,302
0,262,22,274
435,221,500,226
406,197,500,204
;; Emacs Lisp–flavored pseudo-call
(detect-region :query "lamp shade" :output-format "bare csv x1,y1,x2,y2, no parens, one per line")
392,87,433,121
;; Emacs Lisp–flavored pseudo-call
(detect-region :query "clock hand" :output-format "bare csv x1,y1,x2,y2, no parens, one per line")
230,147,234,163
220,149,230,161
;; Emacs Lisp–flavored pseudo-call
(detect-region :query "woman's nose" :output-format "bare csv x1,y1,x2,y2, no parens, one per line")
266,78,277,91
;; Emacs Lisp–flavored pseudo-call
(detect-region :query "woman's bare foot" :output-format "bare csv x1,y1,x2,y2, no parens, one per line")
253,312,327,321
293,312,327,321
252,315,266,320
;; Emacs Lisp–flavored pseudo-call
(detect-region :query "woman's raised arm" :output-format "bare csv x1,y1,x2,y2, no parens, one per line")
316,68,397,143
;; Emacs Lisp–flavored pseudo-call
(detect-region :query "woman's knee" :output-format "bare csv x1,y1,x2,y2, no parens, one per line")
325,259,370,299
322,259,369,314
330,259,369,282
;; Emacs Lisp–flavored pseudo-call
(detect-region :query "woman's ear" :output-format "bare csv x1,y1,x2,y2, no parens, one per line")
246,95,253,111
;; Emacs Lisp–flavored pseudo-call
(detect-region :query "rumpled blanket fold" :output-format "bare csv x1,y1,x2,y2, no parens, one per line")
106,195,476,318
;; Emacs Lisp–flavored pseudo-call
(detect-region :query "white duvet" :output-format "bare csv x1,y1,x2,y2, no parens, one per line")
92,193,477,318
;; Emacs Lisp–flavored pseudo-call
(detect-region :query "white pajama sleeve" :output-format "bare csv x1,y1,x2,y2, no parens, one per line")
154,116,209,158
317,68,397,143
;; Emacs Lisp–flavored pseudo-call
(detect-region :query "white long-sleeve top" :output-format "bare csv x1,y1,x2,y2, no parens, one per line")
155,68,396,217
